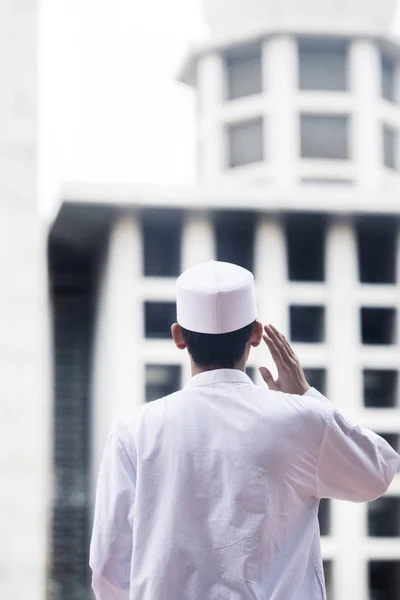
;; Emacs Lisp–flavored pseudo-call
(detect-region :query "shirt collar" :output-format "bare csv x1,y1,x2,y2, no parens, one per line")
184,369,254,389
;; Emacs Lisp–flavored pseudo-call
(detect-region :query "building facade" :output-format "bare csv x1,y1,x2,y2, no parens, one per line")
49,1,400,599
0,1,51,600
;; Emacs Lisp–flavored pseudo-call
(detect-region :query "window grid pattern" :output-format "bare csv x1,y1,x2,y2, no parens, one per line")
139,209,400,600
300,114,350,160
224,42,262,101
216,41,400,175
298,37,348,91
383,125,398,171
227,117,264,168
381,53,397,103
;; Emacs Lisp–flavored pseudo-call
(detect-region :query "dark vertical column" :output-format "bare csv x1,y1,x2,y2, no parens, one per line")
49,245,94,600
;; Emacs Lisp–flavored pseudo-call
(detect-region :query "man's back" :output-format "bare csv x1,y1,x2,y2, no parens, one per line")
90,369,399,600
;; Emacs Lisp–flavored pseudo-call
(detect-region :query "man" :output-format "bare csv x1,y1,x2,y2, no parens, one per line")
90,260,399,600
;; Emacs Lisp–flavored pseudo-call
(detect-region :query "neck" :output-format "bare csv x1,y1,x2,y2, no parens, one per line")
190,357,247,377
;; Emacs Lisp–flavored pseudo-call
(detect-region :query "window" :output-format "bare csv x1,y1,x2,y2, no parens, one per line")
290,306,325,343
356,218,396,284
299,37,348,91
369,561,400,600
363,370,398,408
360,308,396,345
286,215,326,282
301,114,349,160
368,497,400,537
214,211,255,272
145,365,181,402
225,42,262,100
246,366,255,382
144,302,176,339
303,369,327,396
318,499,331,536
227,118,264,168
377,433,400,453
143,210,182,277
383,126,397,170
382,53,396,103
323,561,333,600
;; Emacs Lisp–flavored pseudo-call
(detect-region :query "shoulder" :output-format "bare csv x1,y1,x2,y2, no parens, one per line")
115,390,186,438
254,385,333,417
255,386,333,441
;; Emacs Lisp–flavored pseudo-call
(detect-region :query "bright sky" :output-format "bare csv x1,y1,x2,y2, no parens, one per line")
39,0,207,216
39,1,400,217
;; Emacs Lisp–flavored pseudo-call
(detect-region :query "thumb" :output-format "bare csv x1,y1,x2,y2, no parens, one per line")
259,367,278,390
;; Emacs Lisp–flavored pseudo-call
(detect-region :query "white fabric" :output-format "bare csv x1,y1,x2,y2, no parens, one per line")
176,261,257,334
90,370,400,600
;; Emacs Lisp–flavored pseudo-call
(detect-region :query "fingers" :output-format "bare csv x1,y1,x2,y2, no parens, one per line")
259,367,279,391
263,325,291,365
268,325,297,361
262,331,284,373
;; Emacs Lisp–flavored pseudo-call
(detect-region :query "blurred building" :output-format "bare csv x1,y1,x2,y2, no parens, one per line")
0,2,51,600
48,0,400,599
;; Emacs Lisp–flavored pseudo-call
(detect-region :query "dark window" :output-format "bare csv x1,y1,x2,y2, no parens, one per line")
290,306,325,343
363,370,398,408
377,433,400,453
356,219,397,284
227,118,264,168
369,561,400,600
145,302,176,339
286,215,326,282
145,365,181,402
301,114,349,160
323,561,333,600
361,308,396,345
214,212,255,272
318,499,331,536
383,126,397,170
368,497,400,537
304,369,327,396
225,42,262,100
246,366,256,382
382,54,396,103
299,37,348,91
143,210,182,277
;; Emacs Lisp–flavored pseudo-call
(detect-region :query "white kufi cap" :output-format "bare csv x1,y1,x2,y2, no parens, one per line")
176,261,257,334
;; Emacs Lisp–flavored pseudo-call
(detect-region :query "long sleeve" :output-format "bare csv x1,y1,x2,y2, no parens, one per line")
89,423,137,600
306,388,400,503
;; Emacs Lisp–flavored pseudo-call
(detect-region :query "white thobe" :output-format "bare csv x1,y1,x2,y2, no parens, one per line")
90,369,400,600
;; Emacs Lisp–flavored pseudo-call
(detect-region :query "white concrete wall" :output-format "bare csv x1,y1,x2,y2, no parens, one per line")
195,33,400,189
350,39,382,188
201,0,396,38
92,216,144,485
0,2,51,599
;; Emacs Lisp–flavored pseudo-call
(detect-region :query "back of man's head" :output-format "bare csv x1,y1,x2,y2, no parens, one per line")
173,261,260,369
180,322,256,369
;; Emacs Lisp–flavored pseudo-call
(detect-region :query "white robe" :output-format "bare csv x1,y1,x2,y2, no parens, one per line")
90,369,400,600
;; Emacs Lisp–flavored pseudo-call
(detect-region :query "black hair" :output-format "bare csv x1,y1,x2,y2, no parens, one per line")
181,321,256,369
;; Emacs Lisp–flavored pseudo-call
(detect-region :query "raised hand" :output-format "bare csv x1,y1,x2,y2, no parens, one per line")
259,324,310,395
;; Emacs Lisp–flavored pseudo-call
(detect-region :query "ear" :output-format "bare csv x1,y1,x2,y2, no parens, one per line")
171,323,187,350
250,321,263,347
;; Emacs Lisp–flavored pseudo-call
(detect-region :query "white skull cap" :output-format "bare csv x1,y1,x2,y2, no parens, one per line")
176,260,257,334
